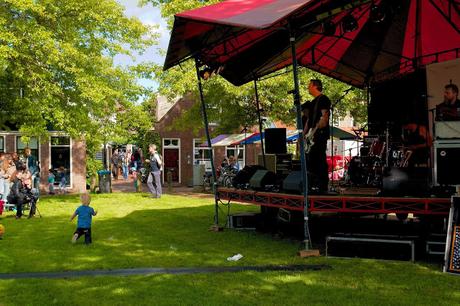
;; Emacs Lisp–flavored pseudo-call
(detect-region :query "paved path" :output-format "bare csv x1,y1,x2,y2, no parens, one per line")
111,177,212,198
0,264,331,280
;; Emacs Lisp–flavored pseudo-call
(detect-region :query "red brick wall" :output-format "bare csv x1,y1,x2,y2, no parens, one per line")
155,96,263,185
1,133,86,193
155,96,210,185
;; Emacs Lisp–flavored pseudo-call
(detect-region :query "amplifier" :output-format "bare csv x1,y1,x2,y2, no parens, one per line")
434,140,460,186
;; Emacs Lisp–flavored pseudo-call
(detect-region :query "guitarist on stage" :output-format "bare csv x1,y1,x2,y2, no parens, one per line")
301,79,331,194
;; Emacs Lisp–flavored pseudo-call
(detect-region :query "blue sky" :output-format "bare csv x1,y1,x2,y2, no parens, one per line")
114,0,171,91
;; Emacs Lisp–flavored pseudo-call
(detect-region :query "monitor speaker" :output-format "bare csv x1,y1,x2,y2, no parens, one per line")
232,165,265,188
283,171,303,193
249,170,276,190
265,128,286,154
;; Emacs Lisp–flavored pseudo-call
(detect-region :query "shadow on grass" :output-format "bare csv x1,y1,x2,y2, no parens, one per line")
1,193,460,304
1,265,460,305
0,194,302,274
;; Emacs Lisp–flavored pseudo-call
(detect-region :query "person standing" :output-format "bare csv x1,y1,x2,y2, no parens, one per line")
145,144,162,198
436,83,460,121
120,150,129,180
111,149,119,180
24,147,39,190
302,79,331,194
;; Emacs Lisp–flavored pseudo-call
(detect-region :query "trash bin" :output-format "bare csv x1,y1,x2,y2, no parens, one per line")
97,170,112,193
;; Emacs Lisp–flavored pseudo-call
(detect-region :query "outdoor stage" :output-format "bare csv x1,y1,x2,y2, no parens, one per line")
217,187,451,216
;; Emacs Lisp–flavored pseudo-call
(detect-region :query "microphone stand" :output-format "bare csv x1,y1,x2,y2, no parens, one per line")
330,87,353,191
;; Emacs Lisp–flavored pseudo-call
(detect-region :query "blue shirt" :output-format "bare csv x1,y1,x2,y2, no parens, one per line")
75,205,95,228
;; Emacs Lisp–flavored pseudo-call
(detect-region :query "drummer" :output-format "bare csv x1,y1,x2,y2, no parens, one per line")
401,122,432,167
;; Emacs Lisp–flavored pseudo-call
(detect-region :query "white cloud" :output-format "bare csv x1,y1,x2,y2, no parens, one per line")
114,0,172,91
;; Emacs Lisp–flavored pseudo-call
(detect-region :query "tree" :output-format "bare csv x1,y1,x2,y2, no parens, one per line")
0,0,157,140
145,0,367,135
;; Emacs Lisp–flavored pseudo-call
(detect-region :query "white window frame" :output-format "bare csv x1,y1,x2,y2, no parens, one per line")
49,134,72,187
193,138,213,172
162,138,181,184
0,135,4,153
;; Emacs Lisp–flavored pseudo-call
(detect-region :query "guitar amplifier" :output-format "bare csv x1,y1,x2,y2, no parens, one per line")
434,140,460,186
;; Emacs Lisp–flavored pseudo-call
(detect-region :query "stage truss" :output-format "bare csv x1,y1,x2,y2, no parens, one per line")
217,188,451,216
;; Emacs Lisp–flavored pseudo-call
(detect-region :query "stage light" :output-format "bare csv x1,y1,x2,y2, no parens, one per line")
322,21,336,36
341,15,358,33
370,4,385,23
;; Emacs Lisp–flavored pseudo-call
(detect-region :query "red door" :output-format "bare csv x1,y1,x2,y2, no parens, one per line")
163,149,179,182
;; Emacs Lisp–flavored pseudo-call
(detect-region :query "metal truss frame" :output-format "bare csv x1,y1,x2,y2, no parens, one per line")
217,188,450,215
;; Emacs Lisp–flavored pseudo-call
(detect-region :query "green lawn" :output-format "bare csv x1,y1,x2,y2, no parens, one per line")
0,192,459,305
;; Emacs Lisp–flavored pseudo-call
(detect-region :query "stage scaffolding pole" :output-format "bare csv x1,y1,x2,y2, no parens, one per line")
254,78,266,168
194,58,219,228
288,23,312,250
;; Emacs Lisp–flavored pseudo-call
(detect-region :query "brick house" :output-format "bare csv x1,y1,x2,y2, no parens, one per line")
154,95,262,186
0,131,86,193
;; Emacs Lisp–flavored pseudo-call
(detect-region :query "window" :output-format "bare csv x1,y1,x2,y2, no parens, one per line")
0,136,4,153
16,136,39,160
50,136,71,186
164,139,179,147
193,139,213,171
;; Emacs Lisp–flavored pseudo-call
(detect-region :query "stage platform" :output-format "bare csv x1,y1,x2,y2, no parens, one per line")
217,188,451,216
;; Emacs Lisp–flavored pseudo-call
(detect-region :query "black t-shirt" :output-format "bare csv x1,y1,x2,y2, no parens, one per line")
436,99,460,121
304,94,331,141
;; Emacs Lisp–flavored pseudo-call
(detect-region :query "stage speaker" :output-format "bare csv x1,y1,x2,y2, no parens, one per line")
283,171,303,193
265,128,286,154
249,170,276,190
434,141,460,186
232,165,266,188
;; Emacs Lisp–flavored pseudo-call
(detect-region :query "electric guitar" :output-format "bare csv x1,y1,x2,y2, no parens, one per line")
304,125,318,154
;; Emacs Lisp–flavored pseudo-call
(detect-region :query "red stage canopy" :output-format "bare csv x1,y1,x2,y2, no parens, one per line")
164,0,460,88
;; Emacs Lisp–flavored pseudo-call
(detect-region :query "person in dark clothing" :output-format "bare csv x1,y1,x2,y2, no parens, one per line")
145,144,162,198
301,79,331,193
436,83,460,121
401,123,432,167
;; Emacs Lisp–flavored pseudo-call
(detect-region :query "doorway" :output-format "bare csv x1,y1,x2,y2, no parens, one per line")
163,138,180,183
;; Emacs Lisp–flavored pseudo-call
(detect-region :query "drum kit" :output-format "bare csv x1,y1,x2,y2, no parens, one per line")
346,124,411,187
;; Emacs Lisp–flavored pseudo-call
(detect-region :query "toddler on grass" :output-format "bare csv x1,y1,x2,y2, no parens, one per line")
70,193,97,245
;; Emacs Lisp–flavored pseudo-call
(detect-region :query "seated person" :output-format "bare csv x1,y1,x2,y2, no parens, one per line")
401,123,432,168
228,156,240,172
7,162,38,219
436,83,460,121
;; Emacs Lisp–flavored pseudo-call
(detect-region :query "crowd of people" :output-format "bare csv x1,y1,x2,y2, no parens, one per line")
110,147,144,181
0,149,42,219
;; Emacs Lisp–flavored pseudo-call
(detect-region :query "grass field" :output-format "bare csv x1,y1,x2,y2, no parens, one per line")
0,192,459,305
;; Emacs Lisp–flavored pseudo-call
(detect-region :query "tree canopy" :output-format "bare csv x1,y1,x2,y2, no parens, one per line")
146,0,367,136
0,0,157,145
